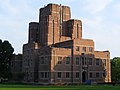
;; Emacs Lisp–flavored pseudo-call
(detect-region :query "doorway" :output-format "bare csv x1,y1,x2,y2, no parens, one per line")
82,71,86,82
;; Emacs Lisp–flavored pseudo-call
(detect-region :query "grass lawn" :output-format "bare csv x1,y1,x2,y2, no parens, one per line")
0,84,120,90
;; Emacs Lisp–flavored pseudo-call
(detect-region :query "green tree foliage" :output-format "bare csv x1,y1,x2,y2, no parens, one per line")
0,39,14,79
111,57,120,82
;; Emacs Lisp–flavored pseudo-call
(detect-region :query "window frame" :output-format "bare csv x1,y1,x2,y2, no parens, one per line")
82,47,86,53
58,72,62,79
66,72,70,78
89,47,93,52
96,72,99,78
96,59,100,66
76,57,79,65
58,57,62,64
65,57,70,64
89,58,93,65
76,72,80,78
89,72,93,78
76,46,80,51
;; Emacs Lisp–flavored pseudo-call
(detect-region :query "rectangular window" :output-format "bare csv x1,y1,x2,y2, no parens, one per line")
85,57,87,65
66,72,70,78
44,57,48,64
58,57,62,64
96,73,99,78
102,59,106,66
76,46,80,51
82,57,84,65
76,24,79,38
41,72,44,78
66,57,70,64
52,20,54,44
11,61,14,67
89,72,93,78
82,47,86,53
76,72,79,78
45,72,47,78
89,47,93,52
89,58,92,65
40,72,49,78
100,73,102,78
76,57,79,65
96,59,99,65
58,72,62,78
41,57,44,64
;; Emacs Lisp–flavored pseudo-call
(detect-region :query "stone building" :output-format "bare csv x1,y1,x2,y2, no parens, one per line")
22,3,111,84
11,54,23,80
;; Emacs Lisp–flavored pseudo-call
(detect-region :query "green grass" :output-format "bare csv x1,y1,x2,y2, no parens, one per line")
0,84,120,90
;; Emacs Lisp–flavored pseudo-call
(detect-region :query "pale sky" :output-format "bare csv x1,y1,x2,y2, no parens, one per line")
0,0,120,58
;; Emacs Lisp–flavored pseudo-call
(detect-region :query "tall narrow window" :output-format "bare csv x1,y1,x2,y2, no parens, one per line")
96,73,99,78
45,72,47,78
76,57,79,65
76,24,79,38
44,57,48,64
89,47,93,52
76,72,79,78
59,5,62,36
102,59,106,67
82,47,86,53
89,58,92,65
58,57,62,64
66,57,70,64
89,72,93,78
58,72,62,78
60,5,62,24
41,57,44,64
41,72,44,78
66,72,70,78
76,46,80,51
52,20,54,44
36,29,39,42
82,57,84,65
96,59,99,65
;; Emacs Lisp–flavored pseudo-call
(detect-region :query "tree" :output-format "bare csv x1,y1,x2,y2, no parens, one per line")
111,57,120,82
0,39,14,80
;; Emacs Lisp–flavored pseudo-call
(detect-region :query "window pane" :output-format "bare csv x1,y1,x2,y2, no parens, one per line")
89,58,92,65
76,72,79,78
96,59,99,65
76,46,80,51
76,57,79,65
89,72,93,78
82,57,84,65
96,73,99,78
45,72,47,78
41,72,44,78
58,72,61,78
102,59,106,66
44,57,48,64
89,47,93,52
66,72,70,78
41,57,44,64
58,57,62,64
82,47,86,53
66,57,70,64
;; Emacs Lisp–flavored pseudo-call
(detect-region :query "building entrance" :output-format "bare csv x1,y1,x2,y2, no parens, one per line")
82,71,87,82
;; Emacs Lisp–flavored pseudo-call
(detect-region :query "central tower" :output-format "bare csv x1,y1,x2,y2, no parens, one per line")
28,4,82,46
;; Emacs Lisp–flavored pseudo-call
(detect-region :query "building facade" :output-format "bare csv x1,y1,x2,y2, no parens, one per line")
22,3,111,84
11,54,23,81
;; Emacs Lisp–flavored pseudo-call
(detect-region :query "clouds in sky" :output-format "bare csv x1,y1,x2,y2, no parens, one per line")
0,0,119,58
83,0,113,14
